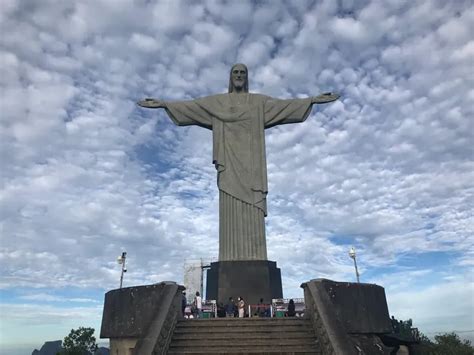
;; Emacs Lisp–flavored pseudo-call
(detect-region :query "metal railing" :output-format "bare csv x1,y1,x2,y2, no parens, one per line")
184,300,217,318
248,303,272,317
184,299,306,318
272,298,305,317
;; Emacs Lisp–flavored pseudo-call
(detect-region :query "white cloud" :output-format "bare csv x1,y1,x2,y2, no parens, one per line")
129,33,161,53
1,0,473,350
18,293,99,303
0,303,103,347
387,279,474,338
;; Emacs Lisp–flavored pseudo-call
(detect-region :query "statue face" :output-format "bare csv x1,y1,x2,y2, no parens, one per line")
231,64,247,91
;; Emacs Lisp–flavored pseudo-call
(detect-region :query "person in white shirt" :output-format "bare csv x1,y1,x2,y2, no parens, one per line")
194,291,203,318
237,297,245,318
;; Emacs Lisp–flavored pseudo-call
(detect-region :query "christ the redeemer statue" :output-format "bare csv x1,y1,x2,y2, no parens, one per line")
138,64,338,262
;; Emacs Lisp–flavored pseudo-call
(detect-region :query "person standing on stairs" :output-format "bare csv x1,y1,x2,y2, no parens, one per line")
194,291,202,318
225,297,235,317
181,291,187,317
237,297,245,318
286,299,296,317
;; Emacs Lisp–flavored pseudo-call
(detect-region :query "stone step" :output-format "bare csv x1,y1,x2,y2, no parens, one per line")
168,345,321,354
170,339,318,348
173,326,314,334
179,317,310,322
176,320,312,329
177,319,311,327
172,332,315,340
168,317,320,353
179,318,311,322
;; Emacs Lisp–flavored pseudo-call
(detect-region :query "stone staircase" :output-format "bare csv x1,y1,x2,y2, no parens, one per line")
167,317,321,354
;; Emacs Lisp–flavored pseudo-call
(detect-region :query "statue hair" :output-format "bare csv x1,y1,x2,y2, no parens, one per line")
228,63,249,93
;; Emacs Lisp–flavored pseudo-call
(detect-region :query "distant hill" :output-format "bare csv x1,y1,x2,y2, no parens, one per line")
31,340,62,355
31,340,109,355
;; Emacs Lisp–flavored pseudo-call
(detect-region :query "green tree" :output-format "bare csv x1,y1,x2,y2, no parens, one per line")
398,318,413,339
432,332,473,355
391,316,474,354
416,331,473,355
58,327,98,355
417,331,437,354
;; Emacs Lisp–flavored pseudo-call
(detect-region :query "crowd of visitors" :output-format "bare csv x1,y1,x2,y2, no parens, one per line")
181,292,298,319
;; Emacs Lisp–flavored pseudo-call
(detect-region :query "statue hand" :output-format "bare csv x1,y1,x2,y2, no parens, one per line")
137,98,164,109
312,92,340,104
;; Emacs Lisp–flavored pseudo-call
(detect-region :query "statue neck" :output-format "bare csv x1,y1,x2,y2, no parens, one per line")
230,84,248,94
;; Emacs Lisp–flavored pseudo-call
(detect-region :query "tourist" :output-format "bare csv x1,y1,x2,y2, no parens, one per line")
237,297,245,318
391,316,400,334
225,297,235,317
286,299,296,317
257,298,266,317
181,291,187,317
194,291,202,318
217,302,226,318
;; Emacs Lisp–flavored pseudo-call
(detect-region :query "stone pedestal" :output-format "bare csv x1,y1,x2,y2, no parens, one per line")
206,260,283,305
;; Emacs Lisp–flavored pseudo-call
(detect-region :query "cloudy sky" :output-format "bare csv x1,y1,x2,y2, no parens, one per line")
1,0,473,353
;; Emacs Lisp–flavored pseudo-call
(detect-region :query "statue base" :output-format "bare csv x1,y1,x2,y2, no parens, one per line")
206,260,283,305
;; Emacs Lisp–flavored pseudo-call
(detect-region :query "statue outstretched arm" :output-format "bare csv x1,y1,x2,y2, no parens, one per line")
311,92,340,104
264,92,339,128
137,98,166,109
137,97,213,129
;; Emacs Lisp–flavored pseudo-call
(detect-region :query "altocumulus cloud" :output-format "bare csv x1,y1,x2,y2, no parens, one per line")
0,0,473,350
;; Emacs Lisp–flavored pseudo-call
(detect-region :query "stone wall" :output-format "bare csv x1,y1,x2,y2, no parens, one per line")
301,278,396,355
100,281,184,355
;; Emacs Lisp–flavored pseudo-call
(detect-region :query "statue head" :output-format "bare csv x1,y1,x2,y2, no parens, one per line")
228,63,248,93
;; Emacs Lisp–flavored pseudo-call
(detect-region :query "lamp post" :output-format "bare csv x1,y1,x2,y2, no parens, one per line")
349,247,360,283
117,251,127,288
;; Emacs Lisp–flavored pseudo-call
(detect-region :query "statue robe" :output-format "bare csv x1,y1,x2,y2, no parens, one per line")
164,93,313,261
